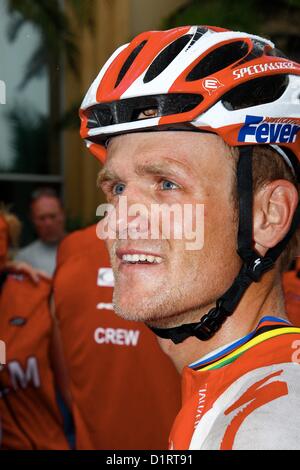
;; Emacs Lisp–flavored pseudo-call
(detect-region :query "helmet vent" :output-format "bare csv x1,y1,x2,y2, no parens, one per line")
185,26,208,51
234,40,276,67
222,75,289,110
115,40,147,88
86,93,203,129
186,41,249,81
266,47,288,59
143,34,193,83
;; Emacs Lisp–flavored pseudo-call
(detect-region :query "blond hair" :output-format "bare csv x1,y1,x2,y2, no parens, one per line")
0,206,22,251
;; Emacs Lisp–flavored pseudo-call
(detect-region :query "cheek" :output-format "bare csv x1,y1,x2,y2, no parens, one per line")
105,238,113,255
170,197,237,271
206,190,237,236
104,239,117,267
37,219,46,227
157,199,205,243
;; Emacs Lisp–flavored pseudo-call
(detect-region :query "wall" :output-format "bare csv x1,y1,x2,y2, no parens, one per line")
64,0,188,225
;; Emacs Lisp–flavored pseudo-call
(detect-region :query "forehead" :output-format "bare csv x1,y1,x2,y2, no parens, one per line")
105,131,230,174
31,196,61,214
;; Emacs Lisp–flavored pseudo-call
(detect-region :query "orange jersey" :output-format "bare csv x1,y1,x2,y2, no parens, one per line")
53,225,181,450
283,258,300,326
0,273,69,450
169,317,300,450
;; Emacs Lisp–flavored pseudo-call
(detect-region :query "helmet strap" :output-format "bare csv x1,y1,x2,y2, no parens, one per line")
148,146,300,344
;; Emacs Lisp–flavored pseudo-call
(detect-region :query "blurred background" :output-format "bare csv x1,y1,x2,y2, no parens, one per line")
0,0,299,246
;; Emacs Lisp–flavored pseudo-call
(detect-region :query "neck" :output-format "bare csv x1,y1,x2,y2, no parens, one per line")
157,270,287,373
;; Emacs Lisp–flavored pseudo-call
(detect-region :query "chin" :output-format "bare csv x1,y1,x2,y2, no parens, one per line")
113,291,166,323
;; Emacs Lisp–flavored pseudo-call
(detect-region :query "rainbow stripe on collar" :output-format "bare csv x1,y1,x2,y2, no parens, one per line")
189,316,300,372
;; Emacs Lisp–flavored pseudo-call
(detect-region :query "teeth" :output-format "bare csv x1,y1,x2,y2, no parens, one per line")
122,254,163,264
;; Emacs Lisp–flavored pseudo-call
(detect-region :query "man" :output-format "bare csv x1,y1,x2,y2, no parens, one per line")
80,26,300,449
0,210,69,449
53,224,181,449
16,188,66,276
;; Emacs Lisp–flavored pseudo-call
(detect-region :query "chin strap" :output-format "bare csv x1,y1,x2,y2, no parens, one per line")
148,146,300,344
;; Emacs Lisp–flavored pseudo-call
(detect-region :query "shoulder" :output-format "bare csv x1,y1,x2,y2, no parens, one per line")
1,272,51,300
15,240,40,258
231,362,300,449
190,359,300,450
57,224,106,267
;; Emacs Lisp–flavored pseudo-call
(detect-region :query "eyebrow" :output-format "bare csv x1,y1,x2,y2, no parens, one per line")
135,160,192,179
97,156,194,188
97,168,118,187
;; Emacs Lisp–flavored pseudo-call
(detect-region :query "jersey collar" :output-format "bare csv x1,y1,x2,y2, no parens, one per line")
189,316,294,372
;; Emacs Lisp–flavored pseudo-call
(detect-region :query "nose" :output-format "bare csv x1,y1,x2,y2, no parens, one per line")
114,195,151,240
97,189,152,241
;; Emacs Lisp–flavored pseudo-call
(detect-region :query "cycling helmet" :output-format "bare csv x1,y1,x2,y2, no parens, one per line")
80,26,300,343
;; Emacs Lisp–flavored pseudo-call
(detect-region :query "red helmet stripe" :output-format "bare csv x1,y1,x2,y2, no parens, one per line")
96,27,190,102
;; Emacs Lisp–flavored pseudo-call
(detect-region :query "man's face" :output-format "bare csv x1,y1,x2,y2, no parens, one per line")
31,196,65,244
100,132,241,326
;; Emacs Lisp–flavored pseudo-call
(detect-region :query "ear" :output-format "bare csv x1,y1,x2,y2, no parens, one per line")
253,179,298,256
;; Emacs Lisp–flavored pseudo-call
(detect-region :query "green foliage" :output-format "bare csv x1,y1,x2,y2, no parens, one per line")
286,0,300,6
5,105,49,173
163,0,265,33
6,0,94,88
163,0,300,35
57,101,81,130
163,0,300,59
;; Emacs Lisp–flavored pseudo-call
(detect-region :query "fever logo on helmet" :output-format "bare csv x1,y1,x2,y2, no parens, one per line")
202,77,224,95
238,115,300,144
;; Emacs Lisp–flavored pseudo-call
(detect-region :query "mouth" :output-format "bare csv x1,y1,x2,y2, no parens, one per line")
116,249,164,266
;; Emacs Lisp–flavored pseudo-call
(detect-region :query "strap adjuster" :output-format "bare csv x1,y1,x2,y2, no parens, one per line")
245,256,274,282
193,303,229,341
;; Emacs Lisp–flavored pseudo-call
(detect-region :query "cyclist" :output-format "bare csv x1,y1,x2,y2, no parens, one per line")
80,25,300,449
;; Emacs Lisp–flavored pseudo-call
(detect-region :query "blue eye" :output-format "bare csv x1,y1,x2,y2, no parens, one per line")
161,180,178,190
113,182,126,195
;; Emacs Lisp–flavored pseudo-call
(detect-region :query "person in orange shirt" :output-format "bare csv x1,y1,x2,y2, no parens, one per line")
53,224,181,450
0,210,69,449
79,25,300,449
283,257,300,326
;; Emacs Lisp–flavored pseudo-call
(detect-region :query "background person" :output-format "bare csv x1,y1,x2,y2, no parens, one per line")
53,224,181,449
0,208,70,449
16,188,66,276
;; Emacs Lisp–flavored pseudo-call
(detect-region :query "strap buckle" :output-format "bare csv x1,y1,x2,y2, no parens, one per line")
245,256,274,282
193,302,229,341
